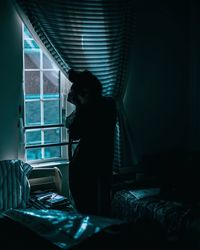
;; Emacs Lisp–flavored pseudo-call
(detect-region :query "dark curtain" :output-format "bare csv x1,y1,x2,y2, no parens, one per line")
13,0,138,173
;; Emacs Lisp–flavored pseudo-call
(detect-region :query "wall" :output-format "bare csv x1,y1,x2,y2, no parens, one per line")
0,0,23,160
124,0,189,160
188,1,200,151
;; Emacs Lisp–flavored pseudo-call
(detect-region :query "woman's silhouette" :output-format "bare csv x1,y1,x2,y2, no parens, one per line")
66,69,117,216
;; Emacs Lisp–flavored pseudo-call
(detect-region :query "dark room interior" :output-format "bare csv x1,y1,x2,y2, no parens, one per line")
0,0,200,249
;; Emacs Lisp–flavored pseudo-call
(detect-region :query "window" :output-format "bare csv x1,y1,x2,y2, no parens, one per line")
23,25,73,163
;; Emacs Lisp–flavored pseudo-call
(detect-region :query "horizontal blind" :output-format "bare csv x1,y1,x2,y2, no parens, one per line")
14,0,135,98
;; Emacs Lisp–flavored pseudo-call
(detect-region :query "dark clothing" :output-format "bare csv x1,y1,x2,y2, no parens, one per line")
68,96,117,216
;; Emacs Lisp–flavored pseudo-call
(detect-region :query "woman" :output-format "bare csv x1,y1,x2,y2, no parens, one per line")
66,69,117,216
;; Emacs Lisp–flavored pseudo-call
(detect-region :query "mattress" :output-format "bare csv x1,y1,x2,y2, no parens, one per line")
111,188,200,248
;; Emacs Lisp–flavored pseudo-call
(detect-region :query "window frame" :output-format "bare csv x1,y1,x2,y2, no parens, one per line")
22,24,70,164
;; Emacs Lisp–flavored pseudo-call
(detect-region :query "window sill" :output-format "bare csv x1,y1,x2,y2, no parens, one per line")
31,159,69,168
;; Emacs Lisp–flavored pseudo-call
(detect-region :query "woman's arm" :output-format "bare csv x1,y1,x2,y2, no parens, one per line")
66,109,83,140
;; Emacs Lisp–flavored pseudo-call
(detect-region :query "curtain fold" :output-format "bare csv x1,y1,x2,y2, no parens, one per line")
13,0,138,173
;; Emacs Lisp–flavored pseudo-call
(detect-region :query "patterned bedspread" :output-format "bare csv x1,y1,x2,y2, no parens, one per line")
111,188,200,248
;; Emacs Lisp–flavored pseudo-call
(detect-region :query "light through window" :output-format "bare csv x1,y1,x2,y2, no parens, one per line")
23,25,73,162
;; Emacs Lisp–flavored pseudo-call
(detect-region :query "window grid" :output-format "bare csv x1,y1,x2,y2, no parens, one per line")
23,24,68,162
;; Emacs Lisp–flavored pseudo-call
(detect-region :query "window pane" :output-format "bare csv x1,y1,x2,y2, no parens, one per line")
44,128,60,144
67,101,76,115
24,26,32,39
25,101,41,126
24,40,39,50
24,50,40,69
44,146,61,159
26,148,42,161
43,53,57,69
44,100,59,124
26,130,41,146
25,71,40,99
43,71,59,98
23,25,69,162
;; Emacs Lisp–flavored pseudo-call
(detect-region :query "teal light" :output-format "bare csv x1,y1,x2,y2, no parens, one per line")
24,40,39,50
24,26,32,39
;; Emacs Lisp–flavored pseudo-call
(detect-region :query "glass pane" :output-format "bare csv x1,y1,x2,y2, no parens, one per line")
44,146,61,159
43,53,57,69
24,40,39,50
24,50,40,69
25,101,41,126
44,100,60,124
44,128,60,144
67,101,76,115
24,26,32,39
26,130,41,146
26,148,42,161
25,71,40,99
43,71,59,98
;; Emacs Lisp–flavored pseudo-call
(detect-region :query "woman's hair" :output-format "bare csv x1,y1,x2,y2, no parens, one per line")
68,69,102,96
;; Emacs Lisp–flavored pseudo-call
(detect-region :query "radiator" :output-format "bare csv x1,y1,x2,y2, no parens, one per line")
28,167,62,194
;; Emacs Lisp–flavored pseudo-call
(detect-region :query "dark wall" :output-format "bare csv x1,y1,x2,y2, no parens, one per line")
124,0,189,160
0,0,23,160
189,0,200,151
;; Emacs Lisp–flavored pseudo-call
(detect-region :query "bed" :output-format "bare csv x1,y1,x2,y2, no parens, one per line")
111,187,200,249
